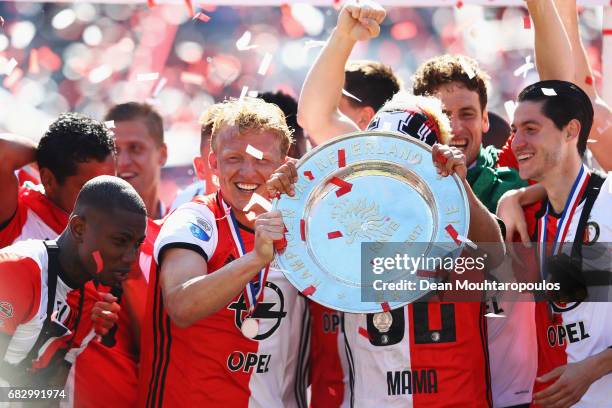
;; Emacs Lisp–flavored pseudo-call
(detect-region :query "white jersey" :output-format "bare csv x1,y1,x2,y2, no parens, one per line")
533,172,612,408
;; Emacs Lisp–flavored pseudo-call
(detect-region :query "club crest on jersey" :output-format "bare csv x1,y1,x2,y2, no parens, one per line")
227,281,287,341
0,301,13,326
189,222,211,242
583,221,600,245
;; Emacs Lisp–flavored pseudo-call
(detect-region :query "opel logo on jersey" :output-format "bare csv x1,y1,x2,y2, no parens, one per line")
583,221,600,245
228,281,287,341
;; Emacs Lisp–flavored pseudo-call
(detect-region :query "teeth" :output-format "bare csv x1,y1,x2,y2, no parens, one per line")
517,153,534,161
119,172,137,178
236,183,258,191
450,140,467,147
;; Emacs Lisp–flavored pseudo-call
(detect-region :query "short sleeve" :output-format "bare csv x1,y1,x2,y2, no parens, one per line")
0,254,41,334
153,202,219,264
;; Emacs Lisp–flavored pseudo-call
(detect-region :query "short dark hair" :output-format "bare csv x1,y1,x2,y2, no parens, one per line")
105,102,164,146
258,91,307,158
412,54,490,112
37,113,116,184
344,60,402,111
74,175,147,217
517,80,594,157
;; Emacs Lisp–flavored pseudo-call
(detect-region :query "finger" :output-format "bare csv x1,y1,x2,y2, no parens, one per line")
537,366,565,384
94,301,121,313
534,379,566,401
286,161,298,182
361,18,381,38
255,217,285,228
346,5,359,19
258,230,285,241
256,210,282,220
517,220,532,248
99,292,118,303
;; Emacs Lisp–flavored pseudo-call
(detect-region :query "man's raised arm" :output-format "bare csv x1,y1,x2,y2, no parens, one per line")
297,1,385,144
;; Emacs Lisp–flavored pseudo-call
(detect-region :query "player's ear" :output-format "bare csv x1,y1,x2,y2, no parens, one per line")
208,150,218,174
193,156,207,180
39,167,58,196
69,214,86,243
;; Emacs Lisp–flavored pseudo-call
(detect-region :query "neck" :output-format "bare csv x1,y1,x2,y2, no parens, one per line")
541,157,583,214
141,185,161,219
233,210,255,231
56,233,90,289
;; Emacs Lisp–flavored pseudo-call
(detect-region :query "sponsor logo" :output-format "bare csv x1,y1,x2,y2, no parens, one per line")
547,321,590,347
189,223,211,241
227,351,271,374
387,369,438,395
0,301,13,326
227,281,287,341
322,311,341,334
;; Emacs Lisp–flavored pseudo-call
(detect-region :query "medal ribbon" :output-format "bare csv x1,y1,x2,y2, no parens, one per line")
222,198,269,314
538,164,590,278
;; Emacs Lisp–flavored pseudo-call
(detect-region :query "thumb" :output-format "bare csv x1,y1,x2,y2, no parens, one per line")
99,292,118,303
536,365,565,383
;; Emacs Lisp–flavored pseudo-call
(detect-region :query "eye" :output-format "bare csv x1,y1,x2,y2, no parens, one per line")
130,144,143,154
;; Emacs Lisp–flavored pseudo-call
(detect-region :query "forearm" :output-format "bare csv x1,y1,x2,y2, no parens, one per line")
586,348,612,383
527,0,574,82
554,0,596,98
297,29,359,143
163,252,266,328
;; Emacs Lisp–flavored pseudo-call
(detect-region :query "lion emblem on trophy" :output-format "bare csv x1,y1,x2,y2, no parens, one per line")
330,198,393,244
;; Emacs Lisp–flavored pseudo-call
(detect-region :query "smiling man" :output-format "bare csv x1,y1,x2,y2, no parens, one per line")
0,176,146,397
105,102,168,220
138,97,308,407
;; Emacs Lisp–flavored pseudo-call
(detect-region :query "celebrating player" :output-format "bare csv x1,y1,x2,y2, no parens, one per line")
138,97,308,407
0,176,146,395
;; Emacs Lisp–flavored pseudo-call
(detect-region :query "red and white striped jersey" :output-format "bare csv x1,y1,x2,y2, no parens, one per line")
138,193,308,407
0,240,95,383
0,185,67,249
343,301,491,407
528,173,612,407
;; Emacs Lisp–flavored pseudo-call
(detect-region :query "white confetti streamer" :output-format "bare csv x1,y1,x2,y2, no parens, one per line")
304,40,327,50
513,56,535,79
342,88,362,103
236,31,258,51
152,77,167,97
457,234,478,250
485,313,506,318
104,120,115,129
239,86,249,100
258,53,273,76
243,193,272,212
2,58,18,76
504,100,518,123
541,88,557,96
137,72,159,81
458,56,475,79
246,144,264,160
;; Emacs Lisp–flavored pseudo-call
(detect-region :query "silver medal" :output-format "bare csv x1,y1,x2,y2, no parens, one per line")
241,318,259,339
372,312,393,333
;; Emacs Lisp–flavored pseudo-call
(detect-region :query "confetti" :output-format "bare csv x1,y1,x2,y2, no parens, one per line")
327,231,343,239
246,211,257,221
28,49,39,74
457,234,478,250
152,77,167,97
358,327,372,340
236,31,258,51
504,100,518,123
341,88,362,103
523,16,531,29
381,302,390,312
302,285,316,296
92,251,103,274
257,53,273,76
541,88,557,96
585,76,594,86
2,58,17,76
458,56,475,79
337,149,346,168
587,139,598,144
137,72,159,81
104,120,115,129
147,0,155,7
180,72,204,86
239,85,249,100
513,56,535,78
193,12,211,23
456,1,464,8
243,192,272,212
485,312,506,318
304,40,327,50
445,224,462,246
300,219,306,241
246,144,264,160
329,177,353,197
303,171,314,181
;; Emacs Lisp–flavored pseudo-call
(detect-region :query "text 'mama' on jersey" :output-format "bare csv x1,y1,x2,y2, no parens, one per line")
527,173,612,408
0,240,96,388
138,193,307,407
343,301,491,408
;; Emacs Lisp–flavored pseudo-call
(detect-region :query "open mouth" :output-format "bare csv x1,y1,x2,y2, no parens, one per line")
516,152,535,164
235,182,260,192
449,139,468,150
119,172,137,181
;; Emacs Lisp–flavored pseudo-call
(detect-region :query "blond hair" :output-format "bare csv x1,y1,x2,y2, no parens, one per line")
210,97,294,155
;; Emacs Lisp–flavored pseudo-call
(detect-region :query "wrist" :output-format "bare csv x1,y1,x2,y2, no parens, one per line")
586,348,612,382
244,250,270,272
330,28,357,48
